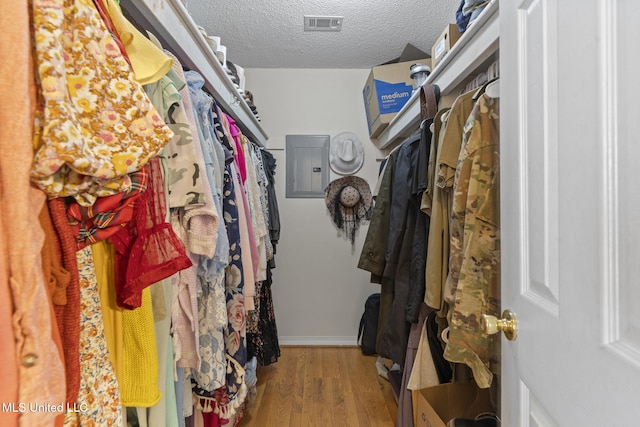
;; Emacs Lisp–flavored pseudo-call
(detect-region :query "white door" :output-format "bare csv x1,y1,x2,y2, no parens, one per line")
500,0,640,425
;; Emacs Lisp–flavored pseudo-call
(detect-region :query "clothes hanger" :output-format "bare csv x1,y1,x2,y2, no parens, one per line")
484,78,500,99
472,76,499,100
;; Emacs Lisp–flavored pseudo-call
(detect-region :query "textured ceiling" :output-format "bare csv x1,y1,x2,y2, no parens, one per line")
186,0,460,69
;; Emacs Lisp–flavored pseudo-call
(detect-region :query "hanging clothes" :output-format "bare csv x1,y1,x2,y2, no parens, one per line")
132,110,183,426
121,287,161,407
260,149,281,264
19,1,283,423
92,240,124,397
405,118,433,324
39,205,72,308
377,132,423,366
0,215,16,427
154,48,207,211
48,198,83,406
193,162,248,423
66,169,149,249
132,278,181,427
243,140,269,283
185,71,230,278
110,158,192,310
223,114,247,184
164,53,221,266
423,107,452,314
247,148,281,367
30,0,174,206
435,90,478,313
39,202,86,413
358,148,397,284
222,112,257,310
231,156,257,311
185,70,229,390
4,4,68,425
102,0,173,85
248,268,281,366
144,50,226,403
443,94,501,389
226,161,250,366
169,71,214,372
358,147,398,360
64,247,122,427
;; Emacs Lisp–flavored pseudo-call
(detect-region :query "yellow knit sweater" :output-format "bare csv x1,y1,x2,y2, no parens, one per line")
121,287,161,407
92,241,161,407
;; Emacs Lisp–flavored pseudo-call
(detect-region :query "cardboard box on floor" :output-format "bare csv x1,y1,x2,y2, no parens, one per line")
414,382,494,427
362,44,432,138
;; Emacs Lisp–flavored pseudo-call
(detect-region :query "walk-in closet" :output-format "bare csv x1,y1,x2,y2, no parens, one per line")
2,0,640,426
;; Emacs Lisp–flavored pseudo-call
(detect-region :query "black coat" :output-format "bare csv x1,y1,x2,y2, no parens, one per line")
359,126,433,366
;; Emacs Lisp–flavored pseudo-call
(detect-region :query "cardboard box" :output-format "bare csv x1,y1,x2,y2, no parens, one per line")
431,24,462,68
414,382,494,427
363,58,432,137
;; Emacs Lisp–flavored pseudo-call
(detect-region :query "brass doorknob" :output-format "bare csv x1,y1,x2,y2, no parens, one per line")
481,310,518,341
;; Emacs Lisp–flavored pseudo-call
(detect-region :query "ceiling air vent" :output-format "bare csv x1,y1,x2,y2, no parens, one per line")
304,15,343,32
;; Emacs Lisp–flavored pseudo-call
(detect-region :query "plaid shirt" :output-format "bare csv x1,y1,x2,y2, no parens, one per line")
67,167,149,249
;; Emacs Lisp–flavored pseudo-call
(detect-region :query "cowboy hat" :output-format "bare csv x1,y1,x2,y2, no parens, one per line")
329,132,365,175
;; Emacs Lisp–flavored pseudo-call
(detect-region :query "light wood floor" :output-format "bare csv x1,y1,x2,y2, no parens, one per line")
238,346,397,426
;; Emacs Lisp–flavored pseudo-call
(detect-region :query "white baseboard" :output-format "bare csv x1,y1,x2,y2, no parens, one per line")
279,336,357,346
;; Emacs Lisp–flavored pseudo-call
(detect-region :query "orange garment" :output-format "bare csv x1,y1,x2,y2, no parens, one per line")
45,278,66,427
48,199,82,405
0,2,25,425
39,205,71,307
41,201,83,406
0,202,18,427
2,0,66,425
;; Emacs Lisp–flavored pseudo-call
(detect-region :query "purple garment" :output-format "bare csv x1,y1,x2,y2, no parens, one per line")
223,113,247,184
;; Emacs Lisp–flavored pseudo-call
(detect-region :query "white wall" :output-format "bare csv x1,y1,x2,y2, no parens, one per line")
245,68,383,345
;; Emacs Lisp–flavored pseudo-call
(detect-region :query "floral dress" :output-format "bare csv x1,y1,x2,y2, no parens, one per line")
185,71,229,391
30,0,173,207
64,247,122,426
193,163,248,426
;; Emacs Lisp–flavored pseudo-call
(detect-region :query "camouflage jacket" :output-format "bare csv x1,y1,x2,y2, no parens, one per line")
443,94,500,389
